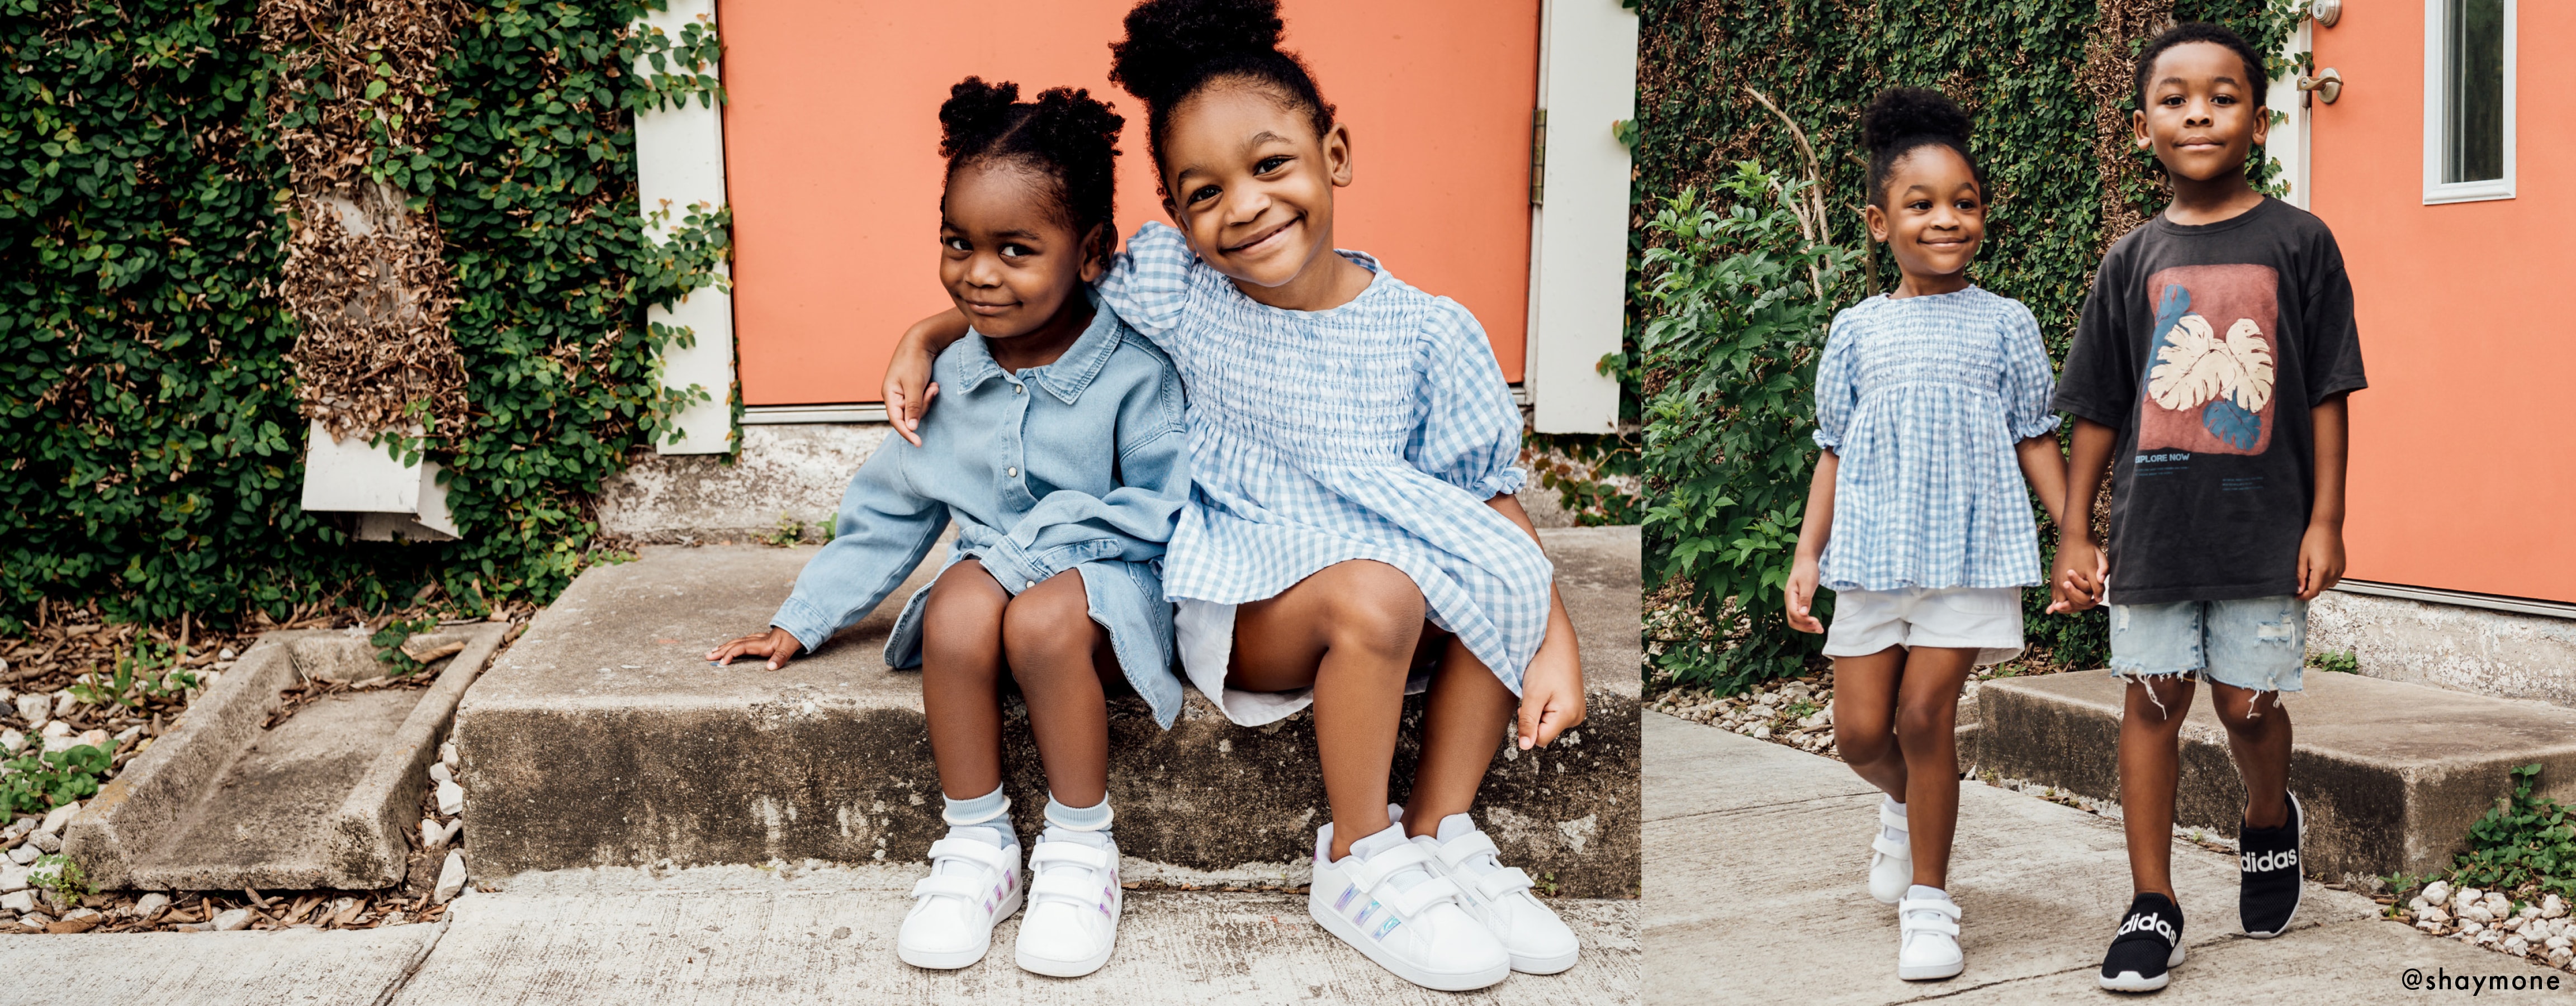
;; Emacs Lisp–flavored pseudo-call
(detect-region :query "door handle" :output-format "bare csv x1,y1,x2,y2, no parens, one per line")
2297,68,2342,106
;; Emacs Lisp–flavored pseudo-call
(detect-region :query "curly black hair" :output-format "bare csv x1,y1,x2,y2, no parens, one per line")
1862,87,1983,208
2133,21,2269,111
1106,0,1335,178
937,77,1124,246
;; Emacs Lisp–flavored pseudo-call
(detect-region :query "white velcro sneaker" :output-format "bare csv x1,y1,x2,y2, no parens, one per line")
1414,823,1580,974
1870,802,1913,905
1309,828,1510,991
897,834,1022,970
1014,831,1123,976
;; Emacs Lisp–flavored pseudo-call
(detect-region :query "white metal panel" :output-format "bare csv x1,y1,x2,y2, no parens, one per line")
636,0,737,454
1526,0,1636,435
2420,0,2517,205
2266,21,2314,208
301,421,423,514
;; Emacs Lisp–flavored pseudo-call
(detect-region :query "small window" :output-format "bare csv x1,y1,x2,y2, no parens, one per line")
2424,0,2515,202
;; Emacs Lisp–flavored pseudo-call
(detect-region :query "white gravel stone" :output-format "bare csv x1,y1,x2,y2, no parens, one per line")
75,728,107,749
112,724,141,746
1749,724,1772,741
0,729,21,755
2546,894,2568,919
422,818,444,847
6,846,36,866
2505,935,2531,955
441,742,458,772
218,647,237,661
60,907,98,922
429,762,453,784
130,893,170,918
26,831,58,854
211,907,253,931
435,779,465,817
433,850,467,903
37,801,79,835
0,890,31,913
438,818,463,846
2457,887,2484,908
2462,920,2484,934
2423,881,2454,905
50,691,74,718
2550,946,2574,967
10,694,44,727
19,912,50,928
0,865,26,893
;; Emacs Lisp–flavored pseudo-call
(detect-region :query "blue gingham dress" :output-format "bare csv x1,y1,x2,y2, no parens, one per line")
1812,287,2060,592
1096,222,1550,706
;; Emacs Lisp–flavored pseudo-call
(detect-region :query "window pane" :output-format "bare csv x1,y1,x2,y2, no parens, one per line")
2445,0,2504,183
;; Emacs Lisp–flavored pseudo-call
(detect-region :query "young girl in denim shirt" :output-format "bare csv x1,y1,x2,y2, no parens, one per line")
883,0,1588,991
708,80,1186,978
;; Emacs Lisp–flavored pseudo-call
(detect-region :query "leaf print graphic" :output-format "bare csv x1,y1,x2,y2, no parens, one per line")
2146,314,2275,414
2201,396,2262,450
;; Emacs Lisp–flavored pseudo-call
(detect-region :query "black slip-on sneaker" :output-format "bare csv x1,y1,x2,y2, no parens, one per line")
2099,892,2185,993
2238,790,2304,937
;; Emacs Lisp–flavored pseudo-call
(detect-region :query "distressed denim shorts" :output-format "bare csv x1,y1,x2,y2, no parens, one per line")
2108,595,2308,693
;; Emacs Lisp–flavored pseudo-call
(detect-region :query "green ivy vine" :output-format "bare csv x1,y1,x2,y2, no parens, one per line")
0,0,729,630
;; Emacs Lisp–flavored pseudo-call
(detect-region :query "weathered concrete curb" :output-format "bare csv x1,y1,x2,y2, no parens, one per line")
1976,668,2576,883
0,919,449,1006
459,528,1639,896
69,625,506,891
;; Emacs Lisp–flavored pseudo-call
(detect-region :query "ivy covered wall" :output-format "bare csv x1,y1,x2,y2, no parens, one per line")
0,0,726,632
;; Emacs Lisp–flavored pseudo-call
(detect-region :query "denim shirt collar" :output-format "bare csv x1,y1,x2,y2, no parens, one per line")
953,297,1123,405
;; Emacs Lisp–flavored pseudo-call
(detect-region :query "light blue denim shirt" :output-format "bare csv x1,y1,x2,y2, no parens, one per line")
770,304,1192,725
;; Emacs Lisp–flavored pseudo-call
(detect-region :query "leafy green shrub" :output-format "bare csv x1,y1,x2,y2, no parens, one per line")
2449,764,2576,899
1637,165,1862,692
0,744,112,818
68,639,195,708
370,615,441,677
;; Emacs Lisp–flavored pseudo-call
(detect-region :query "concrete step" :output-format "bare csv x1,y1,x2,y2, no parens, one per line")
456,528,1640,896
70,625,506,891
1976,669,2576,884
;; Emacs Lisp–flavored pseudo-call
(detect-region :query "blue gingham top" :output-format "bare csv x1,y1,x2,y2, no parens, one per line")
1095,222,1550,692
1812,287,2061,592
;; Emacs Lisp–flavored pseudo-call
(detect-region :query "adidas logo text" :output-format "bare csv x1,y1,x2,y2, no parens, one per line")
2241,849,2298,872
2116,912,2177,943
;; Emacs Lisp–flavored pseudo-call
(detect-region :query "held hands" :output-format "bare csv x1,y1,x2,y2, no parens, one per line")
2295,523,2346,601
1784,555,1825,634
884,312,963,448
2047,537,2109,613
1514,642,1587,751
706,627,804,671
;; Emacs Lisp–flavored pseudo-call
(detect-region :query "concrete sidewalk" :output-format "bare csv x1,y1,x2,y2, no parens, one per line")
1643,711,2569,1003
0,870,1635,1004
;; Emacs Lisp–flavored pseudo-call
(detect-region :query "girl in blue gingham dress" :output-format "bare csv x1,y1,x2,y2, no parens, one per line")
1781,88,2074,983
885,0,1589,990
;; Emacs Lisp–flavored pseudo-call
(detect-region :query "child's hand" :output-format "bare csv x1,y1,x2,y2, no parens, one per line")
1784,556,1825,634
883,366,938,448
2295,523,2345,600
706,627,803,670
2047,538,2105,613
1514,644,1586,751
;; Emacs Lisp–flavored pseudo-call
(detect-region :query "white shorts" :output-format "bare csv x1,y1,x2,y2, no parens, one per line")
1174,599,1432,728
1822,587,2025,667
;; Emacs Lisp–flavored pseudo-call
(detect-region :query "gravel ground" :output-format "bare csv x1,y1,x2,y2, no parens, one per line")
0,601,529,935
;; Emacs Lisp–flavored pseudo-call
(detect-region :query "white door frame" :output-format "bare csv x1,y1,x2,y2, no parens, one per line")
1523,0,1637,435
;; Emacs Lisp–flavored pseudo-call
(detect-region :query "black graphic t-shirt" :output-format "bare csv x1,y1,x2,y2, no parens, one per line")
2054,197,2366,604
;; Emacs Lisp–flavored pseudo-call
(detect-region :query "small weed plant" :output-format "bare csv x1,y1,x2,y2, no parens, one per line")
69,640,198,709
27,853,92,902
2307,648,2360,673
371,616,442,678
0,744,112,818
2448,764,2576,900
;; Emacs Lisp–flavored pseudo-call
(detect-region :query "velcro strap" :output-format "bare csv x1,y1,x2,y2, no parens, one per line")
926,838,1014,874
1899,898,1961,929
1383,877,1465,917
1342,844,1438,893
1902,915,1962,938
1879,805,1909,832
1028,842,1110,872
1433,831,1501,869
1474,867,1536,900
1872,834,1910,858
1028,872,1105,906
911,875,989,901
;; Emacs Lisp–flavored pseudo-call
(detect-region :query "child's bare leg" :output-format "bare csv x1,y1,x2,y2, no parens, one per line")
919,559,1011,800
1229,560,1425,860
1401,632,1513,836
1890,647,1977,888
2208,682,2293,829
1829,648,1910,800
1000,570,1120,809
2119,675,2197,898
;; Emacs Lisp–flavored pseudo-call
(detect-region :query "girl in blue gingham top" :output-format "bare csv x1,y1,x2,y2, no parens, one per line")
885,0,1589,989
1782,88,2076,984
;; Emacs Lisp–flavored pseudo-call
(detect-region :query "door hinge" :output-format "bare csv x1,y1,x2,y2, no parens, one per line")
1530,108,1547,206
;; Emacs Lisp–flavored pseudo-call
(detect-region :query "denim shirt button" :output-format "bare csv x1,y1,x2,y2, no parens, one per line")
1007,467,1018,477
1014,384,1025,395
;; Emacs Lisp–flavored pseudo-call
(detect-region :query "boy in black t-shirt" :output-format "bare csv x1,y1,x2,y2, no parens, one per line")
2048,22,2365,994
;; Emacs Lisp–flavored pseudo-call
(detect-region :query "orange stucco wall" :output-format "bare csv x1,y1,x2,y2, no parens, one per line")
722,1,1540,406
2310,3,2575,603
